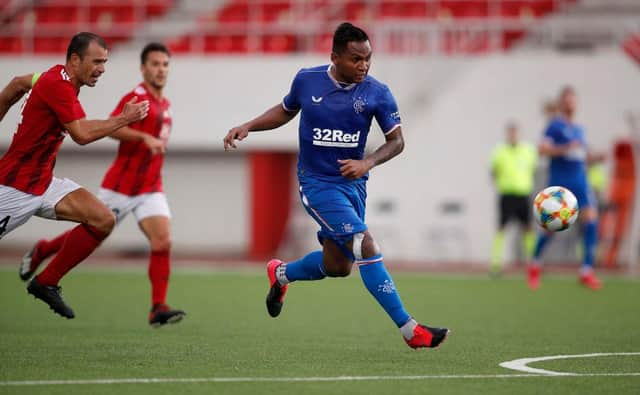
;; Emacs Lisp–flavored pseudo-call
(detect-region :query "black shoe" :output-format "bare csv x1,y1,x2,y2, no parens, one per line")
149,304,186,327
27,277,75,319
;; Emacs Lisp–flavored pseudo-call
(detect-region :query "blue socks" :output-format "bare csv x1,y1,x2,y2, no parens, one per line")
533,233,552,262
583,221,597,271
282,251,412,328
358,256,411,327
284,251,326,282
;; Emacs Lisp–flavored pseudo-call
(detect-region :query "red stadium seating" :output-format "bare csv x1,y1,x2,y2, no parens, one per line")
439,1,489,18
167,0,564,55
377,1,433,19
0,37,24,54
0,0,175,54
499,0,555,18
1,1,566,55
217,0,292,23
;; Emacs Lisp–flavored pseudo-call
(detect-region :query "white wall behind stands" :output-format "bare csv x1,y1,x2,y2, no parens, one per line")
1,49,638,263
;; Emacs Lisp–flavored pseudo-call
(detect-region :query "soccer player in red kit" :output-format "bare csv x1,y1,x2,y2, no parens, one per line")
0,32,149,319
19,43,185,327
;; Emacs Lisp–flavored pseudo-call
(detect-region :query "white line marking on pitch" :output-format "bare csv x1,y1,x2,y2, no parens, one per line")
1,373,640,386
500,352,640,376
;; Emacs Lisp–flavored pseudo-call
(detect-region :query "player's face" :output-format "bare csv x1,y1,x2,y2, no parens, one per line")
142,51,170,90
78,41,108,87
332,40,372,84
560,91,576,114
507,126,518,145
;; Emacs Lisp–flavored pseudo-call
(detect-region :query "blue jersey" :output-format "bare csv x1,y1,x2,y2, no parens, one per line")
544,116,588,185
283,65,401,183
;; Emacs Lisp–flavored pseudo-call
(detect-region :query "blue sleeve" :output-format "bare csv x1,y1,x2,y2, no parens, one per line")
543,120,562,143
374,85,401,134
282,70,302,112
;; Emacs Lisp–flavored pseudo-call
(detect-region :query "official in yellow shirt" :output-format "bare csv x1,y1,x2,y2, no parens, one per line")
490,122,538,275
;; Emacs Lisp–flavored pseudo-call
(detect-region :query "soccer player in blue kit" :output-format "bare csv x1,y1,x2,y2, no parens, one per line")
223,23,449,349
528,86,603,290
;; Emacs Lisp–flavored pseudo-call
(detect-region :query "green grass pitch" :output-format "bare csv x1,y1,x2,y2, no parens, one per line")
0,264,638,395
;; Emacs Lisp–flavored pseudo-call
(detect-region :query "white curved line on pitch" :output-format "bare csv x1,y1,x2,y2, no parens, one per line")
500,352,640,376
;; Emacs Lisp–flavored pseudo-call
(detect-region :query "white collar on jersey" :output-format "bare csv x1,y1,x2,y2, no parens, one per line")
327,64,357,90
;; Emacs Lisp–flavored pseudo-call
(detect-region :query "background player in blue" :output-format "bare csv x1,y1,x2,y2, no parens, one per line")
223,22,449,349
528,86,603,290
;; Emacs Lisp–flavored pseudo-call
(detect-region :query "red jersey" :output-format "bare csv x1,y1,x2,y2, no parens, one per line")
101,84,171,196
0,65,85,195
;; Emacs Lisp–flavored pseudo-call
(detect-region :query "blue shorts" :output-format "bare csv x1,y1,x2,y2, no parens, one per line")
548,178,596,209
298,176,368,249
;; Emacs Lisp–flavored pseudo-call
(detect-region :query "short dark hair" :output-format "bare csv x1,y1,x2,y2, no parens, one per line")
559,85,575,98
141,42,171,64
66,32,107,61
332,22,369,54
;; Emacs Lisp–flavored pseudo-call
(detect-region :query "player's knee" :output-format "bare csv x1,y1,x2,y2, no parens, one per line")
91,208,115,235
150,235,171,253
359,232,381,259
581,207,598,222
325,261,352,277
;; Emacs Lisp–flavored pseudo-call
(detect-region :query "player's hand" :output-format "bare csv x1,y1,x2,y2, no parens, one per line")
121,97,149,123
338,158,374,180
223,125,250,151
143,135,166,155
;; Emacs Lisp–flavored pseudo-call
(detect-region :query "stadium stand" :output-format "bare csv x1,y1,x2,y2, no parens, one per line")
1,1,582,55
0,0,174,54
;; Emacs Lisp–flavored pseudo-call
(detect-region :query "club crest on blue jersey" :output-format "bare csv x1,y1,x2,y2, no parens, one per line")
353,97,367,114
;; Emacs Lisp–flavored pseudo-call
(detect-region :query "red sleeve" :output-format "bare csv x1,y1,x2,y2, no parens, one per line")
40,78,86,124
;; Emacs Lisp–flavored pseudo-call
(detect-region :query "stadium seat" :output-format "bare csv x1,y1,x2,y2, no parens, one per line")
261,34,297,52
33,36,69,54
439,1,489,18
377,1,432,19
0,36,24,54
204,34,249,53
167,35,193,54
146,0,174,17
500,0,555,18
35,5,80,25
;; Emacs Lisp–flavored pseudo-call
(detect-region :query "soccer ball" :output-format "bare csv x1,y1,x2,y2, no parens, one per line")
532,186,579,231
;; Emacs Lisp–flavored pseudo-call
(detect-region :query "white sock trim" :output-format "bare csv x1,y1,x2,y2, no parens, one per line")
276,263,290,285
400,318,418,340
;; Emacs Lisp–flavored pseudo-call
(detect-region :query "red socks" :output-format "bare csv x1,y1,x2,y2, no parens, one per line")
149,250,170,306
37,224,107,286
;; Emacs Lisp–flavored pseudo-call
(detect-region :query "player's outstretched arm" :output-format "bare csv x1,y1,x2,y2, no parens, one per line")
223,104,298,151
110,126,165,155
64,97,150,145
538,138,580,157
0,74,34,122
338,127,405,180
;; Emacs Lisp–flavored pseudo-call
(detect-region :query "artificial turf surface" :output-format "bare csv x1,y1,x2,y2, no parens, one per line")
0,264,638,394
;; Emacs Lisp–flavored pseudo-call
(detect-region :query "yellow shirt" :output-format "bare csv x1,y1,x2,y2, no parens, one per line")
490,143,537,196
